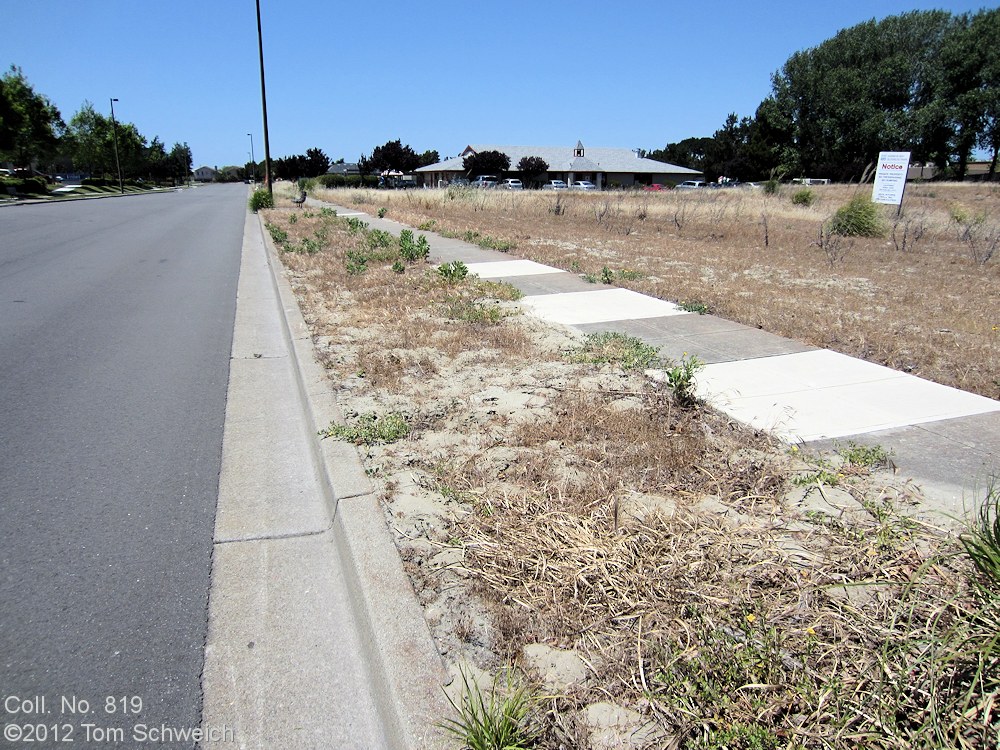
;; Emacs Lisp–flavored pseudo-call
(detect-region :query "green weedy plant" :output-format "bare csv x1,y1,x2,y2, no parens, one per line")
838,441,891,469
377,207,387,218
572,331,661,371
791,187,815,207
365,228,394,250
961,483,1000,590
391,260,406,274
399,229,431,262
438,260,469,285
319,412,410,445
662,353,705,406
828,194,884,237
343,216,368,235
248,188,273,212
439,667,540,750
679,299,709,315
265,222,288,247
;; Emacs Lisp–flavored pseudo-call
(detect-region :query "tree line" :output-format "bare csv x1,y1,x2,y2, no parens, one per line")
647,9,999,183
0,66,192,184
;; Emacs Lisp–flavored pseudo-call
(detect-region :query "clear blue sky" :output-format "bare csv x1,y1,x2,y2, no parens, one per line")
3,1,994,169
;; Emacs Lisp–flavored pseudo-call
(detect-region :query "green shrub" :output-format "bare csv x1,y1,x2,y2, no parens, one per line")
763,179,780,195
438,260,469,284
377,207,387,218
365,228,394,250
791,188,815,207
829,194,884,237
399,231,430,262
249,188,273,212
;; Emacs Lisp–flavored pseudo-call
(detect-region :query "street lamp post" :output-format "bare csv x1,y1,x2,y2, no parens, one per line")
247,133,256,184
109,98,124,195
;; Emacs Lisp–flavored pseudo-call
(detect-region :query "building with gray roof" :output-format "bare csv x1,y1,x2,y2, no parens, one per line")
415,141,701,189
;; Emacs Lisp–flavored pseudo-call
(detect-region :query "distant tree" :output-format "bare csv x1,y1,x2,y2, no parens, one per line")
647,137,714,172
366,139,420,173
66,101,113,176
305,147,330,177
0,76,24,154
464,149,510,177
769,10,955,179
0,65,64,168
168,142,192,183
418,149,439,167
517,155,548,186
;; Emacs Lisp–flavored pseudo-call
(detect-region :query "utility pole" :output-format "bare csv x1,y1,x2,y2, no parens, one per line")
255,0,272,198
109,98,124,195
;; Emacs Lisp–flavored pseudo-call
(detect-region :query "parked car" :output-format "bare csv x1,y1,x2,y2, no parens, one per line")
642,183,665,192
676,180,706,190
499,178,523,190
449,178,470,187
570,180,596,191
470,175,498,188
541,180,568,191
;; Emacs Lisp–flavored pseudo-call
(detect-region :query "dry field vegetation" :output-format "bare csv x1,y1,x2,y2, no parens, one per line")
262,193,998,750
314,182,1000,401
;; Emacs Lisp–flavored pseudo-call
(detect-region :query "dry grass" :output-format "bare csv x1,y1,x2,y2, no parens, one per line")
316,183,1000,400
267,198,999,749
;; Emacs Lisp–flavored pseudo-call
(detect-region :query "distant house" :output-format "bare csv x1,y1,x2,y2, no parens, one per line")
193,166,218,182
415,142,701,189
326,162,360,176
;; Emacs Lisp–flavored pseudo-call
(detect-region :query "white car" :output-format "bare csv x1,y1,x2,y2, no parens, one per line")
499,178,523,190
676,180,706,190
470,175,498,188
541,180,568,190
570,180,597,191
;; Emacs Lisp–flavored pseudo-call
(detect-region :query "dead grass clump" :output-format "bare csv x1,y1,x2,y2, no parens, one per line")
461,484,997,748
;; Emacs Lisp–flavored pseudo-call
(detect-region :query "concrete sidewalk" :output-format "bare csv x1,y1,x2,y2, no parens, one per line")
200,208,450,748
330,202,1000,520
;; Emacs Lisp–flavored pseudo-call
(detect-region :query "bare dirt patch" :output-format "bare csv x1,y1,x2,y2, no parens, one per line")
267,200,998,749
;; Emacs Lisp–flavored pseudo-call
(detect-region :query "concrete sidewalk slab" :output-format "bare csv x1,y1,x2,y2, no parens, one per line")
203,531,388,748
466,259,564,277
688,350,1000,442
522,288,689,325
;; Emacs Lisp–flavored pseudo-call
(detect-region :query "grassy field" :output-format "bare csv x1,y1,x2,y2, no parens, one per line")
315,183,1000,401
266,197,999,749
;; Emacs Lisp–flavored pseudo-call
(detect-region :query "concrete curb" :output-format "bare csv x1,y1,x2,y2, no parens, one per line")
256,212,453,749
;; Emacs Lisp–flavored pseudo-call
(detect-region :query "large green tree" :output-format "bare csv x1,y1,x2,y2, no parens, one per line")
0,66,64,169
66,101,114,176
366,139,420,174
517,155,548,186
769,10,956,180
464,149,510,177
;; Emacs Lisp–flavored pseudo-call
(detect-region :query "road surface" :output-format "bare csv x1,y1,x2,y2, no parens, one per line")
1,185,245,745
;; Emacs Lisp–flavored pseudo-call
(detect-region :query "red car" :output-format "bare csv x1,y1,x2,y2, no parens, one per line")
643,183,665,191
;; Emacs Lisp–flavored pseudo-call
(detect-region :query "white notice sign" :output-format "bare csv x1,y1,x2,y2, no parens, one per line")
871,151,911,205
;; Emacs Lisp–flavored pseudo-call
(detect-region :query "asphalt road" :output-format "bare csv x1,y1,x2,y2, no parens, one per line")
0,185,245,745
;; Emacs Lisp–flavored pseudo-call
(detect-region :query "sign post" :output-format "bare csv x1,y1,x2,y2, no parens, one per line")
871,151,911,215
